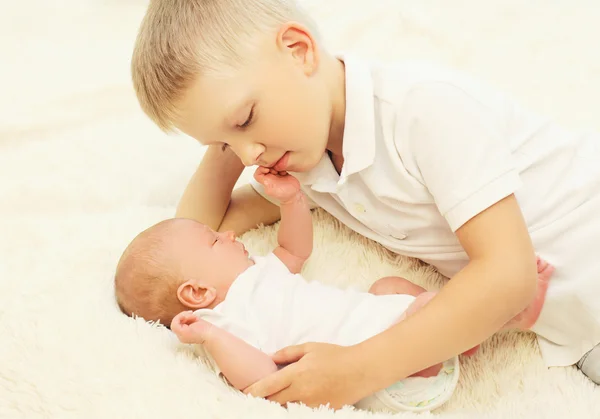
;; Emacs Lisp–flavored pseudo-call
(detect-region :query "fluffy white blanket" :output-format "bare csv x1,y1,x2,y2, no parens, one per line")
2,0,599,417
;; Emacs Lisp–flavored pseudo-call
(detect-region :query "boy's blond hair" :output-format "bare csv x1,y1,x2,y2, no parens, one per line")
131,0,317,132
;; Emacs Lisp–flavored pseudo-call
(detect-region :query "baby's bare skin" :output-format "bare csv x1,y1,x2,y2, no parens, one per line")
369,255,554,377
169,168,555,386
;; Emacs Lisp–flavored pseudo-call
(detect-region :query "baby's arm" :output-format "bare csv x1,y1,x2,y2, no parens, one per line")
176,146,281,235
171,311,277,392
253,168,313,274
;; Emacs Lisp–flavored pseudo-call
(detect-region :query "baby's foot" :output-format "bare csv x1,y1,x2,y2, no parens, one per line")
503,256,554,330
411,364,443,378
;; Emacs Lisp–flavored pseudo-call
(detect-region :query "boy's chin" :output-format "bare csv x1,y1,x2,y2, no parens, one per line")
289,151,325,173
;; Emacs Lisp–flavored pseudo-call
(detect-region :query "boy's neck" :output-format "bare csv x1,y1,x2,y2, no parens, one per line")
324,55,346,158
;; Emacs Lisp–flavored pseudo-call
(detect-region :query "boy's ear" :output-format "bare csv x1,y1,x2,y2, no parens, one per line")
277,22,319,76
177,280,217,309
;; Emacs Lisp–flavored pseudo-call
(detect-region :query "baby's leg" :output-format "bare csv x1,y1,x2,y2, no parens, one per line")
370,277,480,361
501,256,554,330
369,277,445,377
368,276,427,297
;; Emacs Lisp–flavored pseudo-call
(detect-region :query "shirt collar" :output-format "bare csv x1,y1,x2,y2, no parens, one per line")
339,54,377,180
293,54,377,188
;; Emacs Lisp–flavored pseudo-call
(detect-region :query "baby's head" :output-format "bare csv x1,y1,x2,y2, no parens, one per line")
114,218,252,326
131,0,343,173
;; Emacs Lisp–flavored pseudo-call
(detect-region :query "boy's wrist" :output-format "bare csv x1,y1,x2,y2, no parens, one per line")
352,335,404,391
347,342,390,394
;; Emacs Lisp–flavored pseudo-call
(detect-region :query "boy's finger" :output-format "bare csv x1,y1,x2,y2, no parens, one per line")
271,343,310,364
243,368,293,398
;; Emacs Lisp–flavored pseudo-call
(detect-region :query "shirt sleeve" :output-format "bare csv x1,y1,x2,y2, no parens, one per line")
402,82,523,231
193,309,261,351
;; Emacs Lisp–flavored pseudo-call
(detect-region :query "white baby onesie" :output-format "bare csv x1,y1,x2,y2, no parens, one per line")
194,252,460,413
194,253,415,355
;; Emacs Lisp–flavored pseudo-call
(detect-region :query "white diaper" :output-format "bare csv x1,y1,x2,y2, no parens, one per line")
354,355,460,413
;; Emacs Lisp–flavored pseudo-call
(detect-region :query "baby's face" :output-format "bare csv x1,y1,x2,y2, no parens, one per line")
181,224,253,293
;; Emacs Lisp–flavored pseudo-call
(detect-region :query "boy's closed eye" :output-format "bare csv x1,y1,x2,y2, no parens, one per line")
237,105,255,129
220,105,256,152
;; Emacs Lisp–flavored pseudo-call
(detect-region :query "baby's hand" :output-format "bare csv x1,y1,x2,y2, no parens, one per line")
253,166,301,203
171,311,214,344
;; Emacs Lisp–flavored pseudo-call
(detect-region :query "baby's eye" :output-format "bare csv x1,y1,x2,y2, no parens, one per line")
221,143,229,152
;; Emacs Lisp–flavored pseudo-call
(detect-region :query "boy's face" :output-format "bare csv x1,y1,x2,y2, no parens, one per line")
175,26,333,173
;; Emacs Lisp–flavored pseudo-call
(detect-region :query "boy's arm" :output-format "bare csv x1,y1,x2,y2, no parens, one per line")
219,185,282,236
176,146,281,234
171,312,278,392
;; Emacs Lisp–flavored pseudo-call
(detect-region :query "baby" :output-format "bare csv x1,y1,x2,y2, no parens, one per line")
115,168,553,412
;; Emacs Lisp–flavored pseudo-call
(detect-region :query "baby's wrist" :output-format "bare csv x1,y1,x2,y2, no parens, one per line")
195,319,215,344
279,190,304,206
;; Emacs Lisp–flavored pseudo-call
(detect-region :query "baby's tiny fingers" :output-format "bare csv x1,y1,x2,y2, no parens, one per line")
253,167,268,181
175,311,193,324
183,313,198,323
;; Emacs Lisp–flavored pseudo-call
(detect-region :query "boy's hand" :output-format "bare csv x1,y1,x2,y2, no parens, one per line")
171,311,214,344
254,167,301,204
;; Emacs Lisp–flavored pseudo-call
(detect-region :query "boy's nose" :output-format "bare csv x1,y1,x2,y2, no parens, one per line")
235,142,265,166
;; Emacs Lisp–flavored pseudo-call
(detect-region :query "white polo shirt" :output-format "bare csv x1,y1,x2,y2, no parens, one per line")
250,55,600,367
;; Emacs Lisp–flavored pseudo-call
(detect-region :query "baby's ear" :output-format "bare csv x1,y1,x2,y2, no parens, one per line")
176,280,217,309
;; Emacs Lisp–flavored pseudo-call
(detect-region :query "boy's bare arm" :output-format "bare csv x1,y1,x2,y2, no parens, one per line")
218,185,282,235
176,145,243,229
176,145,281,234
